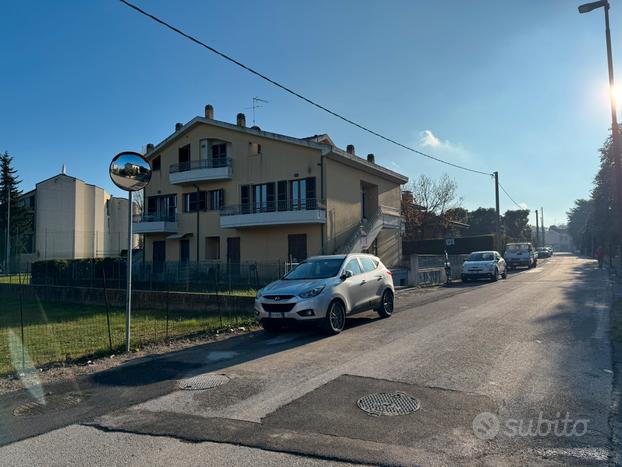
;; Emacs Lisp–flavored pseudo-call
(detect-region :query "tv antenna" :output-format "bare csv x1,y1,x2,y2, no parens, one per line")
245,97,269,125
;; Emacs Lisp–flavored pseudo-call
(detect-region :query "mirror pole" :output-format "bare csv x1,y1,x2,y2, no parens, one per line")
125,190,133,352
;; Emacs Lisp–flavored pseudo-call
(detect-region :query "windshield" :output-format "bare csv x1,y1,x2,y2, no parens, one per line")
506,244,529,252
284,258,344,280
467,252,495,262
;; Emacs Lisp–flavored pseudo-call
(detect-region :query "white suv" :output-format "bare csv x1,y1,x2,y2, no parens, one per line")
255,254,395,334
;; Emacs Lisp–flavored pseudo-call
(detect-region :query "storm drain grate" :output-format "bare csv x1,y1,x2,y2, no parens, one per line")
357,392,420,416
178,373,230,390
13,393,83,417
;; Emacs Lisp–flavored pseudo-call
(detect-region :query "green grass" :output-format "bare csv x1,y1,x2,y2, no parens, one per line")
0,292,254,376
0,274,31,285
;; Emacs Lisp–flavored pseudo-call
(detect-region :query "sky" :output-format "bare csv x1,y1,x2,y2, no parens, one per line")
1,0,621,227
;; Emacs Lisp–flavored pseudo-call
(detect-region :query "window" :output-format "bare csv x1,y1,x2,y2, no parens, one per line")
241,185,250,213
152,156,161,171
249,142,262,155
206,236,220,260
277,180,288,211
178,144,190,170
146,194,176,220
252,182,275,212
288,234,307,262
212,143,227,167
183,191,207,213
290,177,316,210
209,189,224,210
344,258,362,276
359,257,377,273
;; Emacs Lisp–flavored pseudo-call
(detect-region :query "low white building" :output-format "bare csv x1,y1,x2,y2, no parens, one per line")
545,226,575,252
18,172,130,265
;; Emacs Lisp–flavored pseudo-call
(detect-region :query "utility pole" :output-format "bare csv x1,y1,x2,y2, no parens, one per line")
193,184,200,264
494,171,501,252
5,185,10,275
541,207,545,246
535,210,540,247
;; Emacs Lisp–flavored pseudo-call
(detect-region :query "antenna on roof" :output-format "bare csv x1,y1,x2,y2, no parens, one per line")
245,97,269,125
61,164,67,175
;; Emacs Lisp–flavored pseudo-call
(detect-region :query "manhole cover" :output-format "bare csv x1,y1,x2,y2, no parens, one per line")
178,373,230,390
13,393,83,417
357,392,420,416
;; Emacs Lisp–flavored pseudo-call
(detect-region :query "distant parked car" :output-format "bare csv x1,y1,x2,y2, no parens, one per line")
546,246,553,256
255,254,395,335
537,247,551,258
504,242,537,270
461,251,507,282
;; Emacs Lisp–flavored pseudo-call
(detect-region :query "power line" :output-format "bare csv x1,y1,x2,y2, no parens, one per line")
118,0,492,177
498,181,523,209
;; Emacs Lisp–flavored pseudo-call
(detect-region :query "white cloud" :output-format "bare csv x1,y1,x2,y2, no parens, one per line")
417,129,471,163
419,130,441,148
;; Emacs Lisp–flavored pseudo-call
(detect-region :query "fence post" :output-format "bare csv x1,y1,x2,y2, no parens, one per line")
102,270,113,352
165,283,170,342
18,273,25,372
408,254,419,287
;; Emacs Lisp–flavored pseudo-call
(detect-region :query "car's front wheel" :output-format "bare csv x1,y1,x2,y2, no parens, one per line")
491,268,499,282
322,300,346,335
376,289,394,318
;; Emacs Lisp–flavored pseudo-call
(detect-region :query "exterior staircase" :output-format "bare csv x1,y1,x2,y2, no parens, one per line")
336,206,403,254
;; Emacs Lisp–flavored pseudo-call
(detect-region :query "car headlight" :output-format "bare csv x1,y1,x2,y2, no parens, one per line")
299,286,325,299
256,289,263,299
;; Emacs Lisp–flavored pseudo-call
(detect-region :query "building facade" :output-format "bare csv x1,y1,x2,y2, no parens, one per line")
18,173,130,265
136,105,408,269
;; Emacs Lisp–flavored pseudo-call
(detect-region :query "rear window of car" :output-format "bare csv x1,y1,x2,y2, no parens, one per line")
359,257,377,272
506,244,529,252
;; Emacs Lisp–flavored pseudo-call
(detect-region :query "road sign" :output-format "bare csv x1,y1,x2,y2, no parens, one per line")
445,238,455,246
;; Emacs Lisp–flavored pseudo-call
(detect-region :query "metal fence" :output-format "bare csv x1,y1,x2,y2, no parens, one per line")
0,277,256,377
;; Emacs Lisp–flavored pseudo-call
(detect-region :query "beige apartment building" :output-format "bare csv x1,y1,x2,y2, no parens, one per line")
136,105,408,268
18,172,130,264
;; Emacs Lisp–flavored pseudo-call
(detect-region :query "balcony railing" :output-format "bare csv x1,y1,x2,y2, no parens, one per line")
133,213,178,223
220,198,325,216
220,199,326,228
169,158,231,174
133,213,178,234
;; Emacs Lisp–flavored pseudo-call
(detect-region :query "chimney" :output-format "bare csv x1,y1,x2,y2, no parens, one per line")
367,153,375,164
175,122,183,131
346,144,355,154
236,113,246,127
205,104,214,119
146,143,154,153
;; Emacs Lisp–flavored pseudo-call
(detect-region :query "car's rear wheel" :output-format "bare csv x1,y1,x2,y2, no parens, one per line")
502,270,507,279
261,319,282,333
376,289,394,318
322,300,346,335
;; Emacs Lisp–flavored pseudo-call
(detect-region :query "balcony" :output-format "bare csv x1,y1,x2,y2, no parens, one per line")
220,199,326,229
169,158,232,185
133,214,178,234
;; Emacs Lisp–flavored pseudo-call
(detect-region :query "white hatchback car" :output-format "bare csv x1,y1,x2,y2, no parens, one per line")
461,250,507,282
255,254,395,334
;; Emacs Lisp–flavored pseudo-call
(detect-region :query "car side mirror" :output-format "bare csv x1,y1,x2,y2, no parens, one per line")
341,270,353,280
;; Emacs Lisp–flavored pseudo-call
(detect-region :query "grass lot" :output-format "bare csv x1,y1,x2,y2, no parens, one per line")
0,292,254,376
0,274,30,285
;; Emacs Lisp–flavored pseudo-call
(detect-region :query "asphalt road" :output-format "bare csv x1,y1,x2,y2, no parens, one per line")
0,254,615,466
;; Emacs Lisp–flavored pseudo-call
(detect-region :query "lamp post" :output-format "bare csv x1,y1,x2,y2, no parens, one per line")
109,152,152,352
579,0,622,259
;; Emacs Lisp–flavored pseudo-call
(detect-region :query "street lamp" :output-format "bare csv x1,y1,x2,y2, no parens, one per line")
109,152,152,352
578,0,622,258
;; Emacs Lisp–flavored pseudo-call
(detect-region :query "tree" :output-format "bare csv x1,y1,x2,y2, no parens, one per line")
466,208,497,236
0,152,32,268
567,199,593,254
403,174,461,239
503,209,531,242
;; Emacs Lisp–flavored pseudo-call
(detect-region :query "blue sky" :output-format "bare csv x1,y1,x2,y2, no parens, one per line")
1,0,620,226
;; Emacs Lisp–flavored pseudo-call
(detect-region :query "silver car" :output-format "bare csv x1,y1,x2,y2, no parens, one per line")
255,254,395,334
